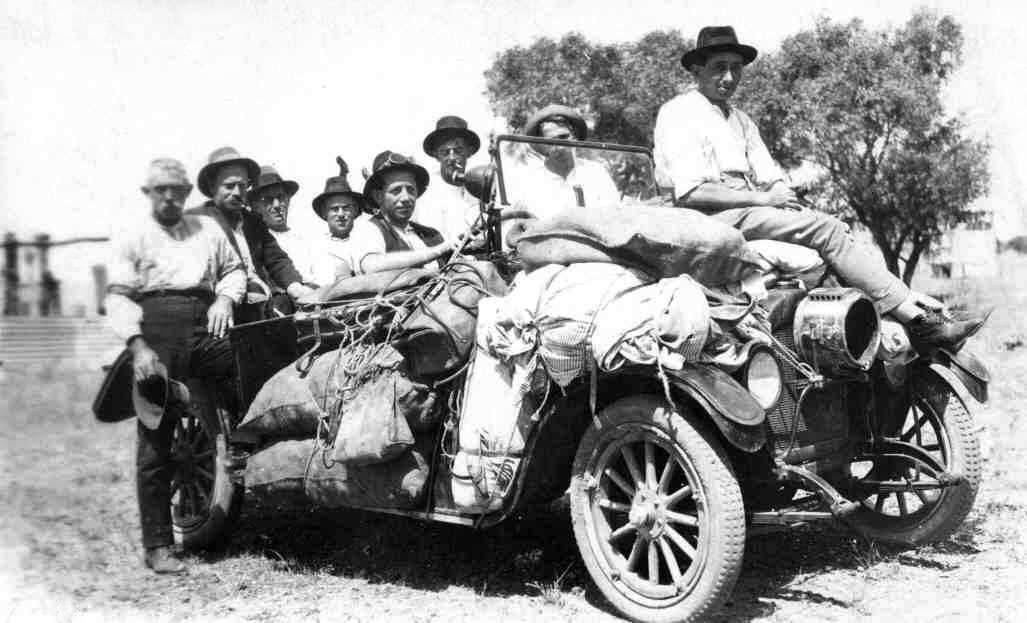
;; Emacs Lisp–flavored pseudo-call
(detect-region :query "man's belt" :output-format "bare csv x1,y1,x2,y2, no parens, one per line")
137,288,215,302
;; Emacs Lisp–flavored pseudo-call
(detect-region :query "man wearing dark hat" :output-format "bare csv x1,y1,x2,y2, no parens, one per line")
106,157,246,573
247,164,316,284
654,26,987,351
416,115,484,240
505,103,619,219
349,150,454,274
310,157,368,285
188,147,314,319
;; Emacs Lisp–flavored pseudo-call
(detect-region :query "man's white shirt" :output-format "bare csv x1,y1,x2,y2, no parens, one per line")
501,146,621,221
415,165,481,240
654,89,784,200
269,228,316,284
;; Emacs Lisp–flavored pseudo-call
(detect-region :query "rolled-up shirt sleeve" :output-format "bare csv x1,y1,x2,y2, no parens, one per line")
347,220,387,275
211,230,246,303
105,231,144,341
654,102,721,200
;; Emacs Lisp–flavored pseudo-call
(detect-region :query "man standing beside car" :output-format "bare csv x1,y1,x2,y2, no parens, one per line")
105,158,245,574
653,26,986,352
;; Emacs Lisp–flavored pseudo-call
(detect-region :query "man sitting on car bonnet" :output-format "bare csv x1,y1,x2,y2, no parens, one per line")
653,25,987,353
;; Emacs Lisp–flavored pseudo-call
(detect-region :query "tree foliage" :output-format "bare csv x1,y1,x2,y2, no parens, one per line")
738,11,990,283
484,30,690,147
484,11,990,284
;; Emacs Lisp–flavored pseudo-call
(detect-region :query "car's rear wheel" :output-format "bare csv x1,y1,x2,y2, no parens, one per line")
171,380,242,550
569,395,745,623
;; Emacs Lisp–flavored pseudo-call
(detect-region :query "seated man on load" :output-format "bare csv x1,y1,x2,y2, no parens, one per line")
504,104,621,220
348,151,455,274
653,25,986,353
309,158,368,285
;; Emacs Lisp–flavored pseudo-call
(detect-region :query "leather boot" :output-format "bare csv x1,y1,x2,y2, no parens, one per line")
908,309,990,354
144,546,186,574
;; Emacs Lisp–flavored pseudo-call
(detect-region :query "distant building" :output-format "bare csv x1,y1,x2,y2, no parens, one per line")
927,208,998,279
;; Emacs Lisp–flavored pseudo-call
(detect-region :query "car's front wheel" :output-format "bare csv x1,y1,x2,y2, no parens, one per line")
569,394,745,623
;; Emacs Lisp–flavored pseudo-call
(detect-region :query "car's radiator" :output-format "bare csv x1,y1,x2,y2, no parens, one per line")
766,322,849,463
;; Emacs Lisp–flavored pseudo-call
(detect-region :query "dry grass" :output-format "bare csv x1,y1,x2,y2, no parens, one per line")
2,254,1026,622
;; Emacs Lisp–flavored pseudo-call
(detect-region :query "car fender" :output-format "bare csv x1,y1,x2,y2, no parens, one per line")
926,362,979,407
938,349,989,403
664,364,766,453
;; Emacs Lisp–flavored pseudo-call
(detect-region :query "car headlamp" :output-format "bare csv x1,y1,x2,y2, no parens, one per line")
744,347,783,411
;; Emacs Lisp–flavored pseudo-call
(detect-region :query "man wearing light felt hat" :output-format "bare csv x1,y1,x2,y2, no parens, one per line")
104,157,246,574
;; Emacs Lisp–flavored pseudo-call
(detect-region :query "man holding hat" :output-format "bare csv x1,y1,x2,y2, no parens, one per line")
247,164,316,284
416,115,483,240
188,146,314,320
504,103,619,219
310,157,368,285
105,157,246,573
653,26,987,351
348,150,453,274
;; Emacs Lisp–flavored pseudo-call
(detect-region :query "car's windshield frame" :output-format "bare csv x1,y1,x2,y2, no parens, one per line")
492,134,654,207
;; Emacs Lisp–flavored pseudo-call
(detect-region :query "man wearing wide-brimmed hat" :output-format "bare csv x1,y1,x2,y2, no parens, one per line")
187,147,313,319
105,157,246,573
309,157,369,285
247,164,317,284
416,115,484,240
504,103,619,219
653,26,987,351
348,150,453,274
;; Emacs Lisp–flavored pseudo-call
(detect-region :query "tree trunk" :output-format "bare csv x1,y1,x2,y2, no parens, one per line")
901,240,927,285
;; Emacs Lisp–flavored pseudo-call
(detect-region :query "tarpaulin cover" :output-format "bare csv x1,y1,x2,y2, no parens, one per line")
513,203,764,286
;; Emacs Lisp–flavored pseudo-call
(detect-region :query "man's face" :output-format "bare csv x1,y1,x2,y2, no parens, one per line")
692,51,745,104
373,170,418,226
538,119,576,170
212,164,250,213
144,182,192,226
251,186,291,231
434,137,470,184
323,195,361,239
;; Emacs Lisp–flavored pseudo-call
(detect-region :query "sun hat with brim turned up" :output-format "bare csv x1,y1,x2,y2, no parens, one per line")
422,116,482,158
681,26,758,69
523,104,588,141
196,146,261,198
361,150,430,204
246,164,299,203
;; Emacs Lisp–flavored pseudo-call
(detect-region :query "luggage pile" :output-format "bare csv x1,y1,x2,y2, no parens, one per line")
241,260,507,510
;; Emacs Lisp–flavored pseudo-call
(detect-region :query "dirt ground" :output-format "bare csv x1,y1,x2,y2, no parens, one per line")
3,257,1026,623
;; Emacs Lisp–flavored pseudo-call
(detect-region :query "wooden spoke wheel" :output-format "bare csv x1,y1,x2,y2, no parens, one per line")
170,381,242,550
847,371,980,546
570,395,745,623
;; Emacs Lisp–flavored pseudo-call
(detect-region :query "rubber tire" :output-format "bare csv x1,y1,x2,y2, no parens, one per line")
173,381,244,550
848,372,981,547
569,395,746,623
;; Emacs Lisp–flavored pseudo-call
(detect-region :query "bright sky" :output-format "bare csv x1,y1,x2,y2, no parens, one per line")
2,0,1025,308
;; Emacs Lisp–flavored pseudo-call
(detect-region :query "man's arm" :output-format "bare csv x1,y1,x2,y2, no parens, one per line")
359,243,451,275
679,181,804,212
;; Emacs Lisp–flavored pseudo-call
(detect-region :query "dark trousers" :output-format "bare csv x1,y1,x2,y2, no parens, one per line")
136,294,234,549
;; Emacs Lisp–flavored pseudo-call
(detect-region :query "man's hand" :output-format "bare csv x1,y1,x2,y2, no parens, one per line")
206,295,234,338
761,183,805,211
128,338,162,381
286,282,316,301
